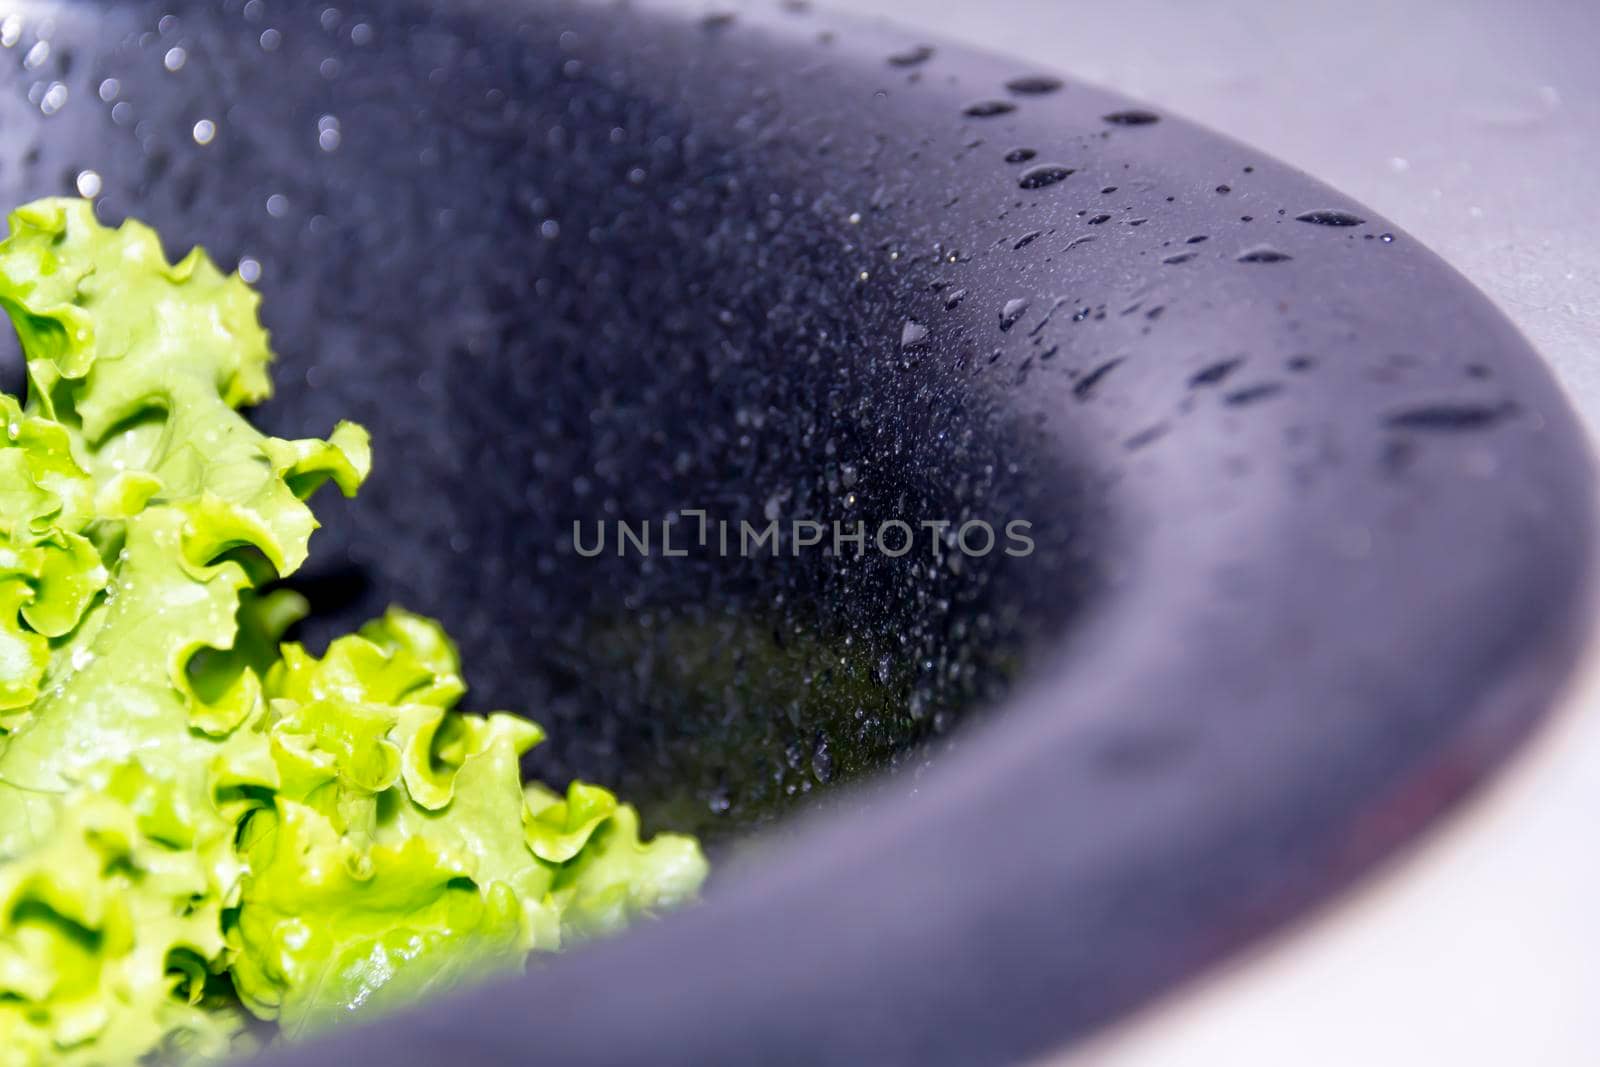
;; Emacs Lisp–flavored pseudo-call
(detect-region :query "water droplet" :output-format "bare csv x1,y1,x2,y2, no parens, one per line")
0,15,20,49
1005,74,1062,95
1224,383,1283,406
812,737,834,783
1003,147,1036,164
999,298,1029,331
943,288,967,310
163,46,187,72
192,118,216,144
23,40,49,70
1125,424,1169,450
699,11,736,31
1162,251,1196,265
259,27,282,51
1074,358,1123,400
1379,232,1396,243
887,44,934,67
265,193,289,217
349,21,374,45
238,257,262,283
1018,163,1073,189
38,82,68,116
1103,109,1160,126
963,99,1016,118
1295,209,1367,227
1386,402,1514,432
900,320,929,349
97,78,120,102
876,655,893,684
1189,358,1242,387
540,218,560,239
317,113,341,152
1236,244,1292,263
74,169,102,198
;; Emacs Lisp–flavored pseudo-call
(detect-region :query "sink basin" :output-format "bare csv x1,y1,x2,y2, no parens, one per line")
0,0,1592,1063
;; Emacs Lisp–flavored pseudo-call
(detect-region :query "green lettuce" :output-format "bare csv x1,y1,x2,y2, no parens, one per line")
0,199,706,1066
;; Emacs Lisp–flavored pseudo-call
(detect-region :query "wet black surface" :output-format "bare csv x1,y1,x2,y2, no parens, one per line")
0,1,1593,1063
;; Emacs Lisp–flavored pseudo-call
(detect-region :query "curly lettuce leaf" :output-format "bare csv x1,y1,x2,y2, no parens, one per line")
0,200,706,1065
228,610,706,1037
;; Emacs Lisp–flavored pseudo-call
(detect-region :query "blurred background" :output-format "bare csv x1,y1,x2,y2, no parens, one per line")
842,0,1600,1063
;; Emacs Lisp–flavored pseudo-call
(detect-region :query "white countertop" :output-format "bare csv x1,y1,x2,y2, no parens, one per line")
837,0,1600,1062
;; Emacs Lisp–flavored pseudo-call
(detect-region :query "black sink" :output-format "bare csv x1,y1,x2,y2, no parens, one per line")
0,1,1592,1063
